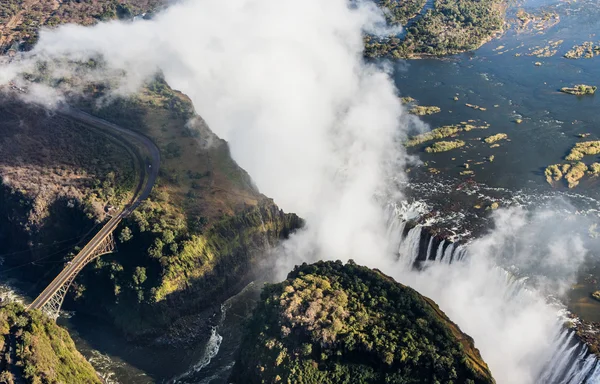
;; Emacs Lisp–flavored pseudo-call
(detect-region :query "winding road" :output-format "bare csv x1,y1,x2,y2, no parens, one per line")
27,105,160,314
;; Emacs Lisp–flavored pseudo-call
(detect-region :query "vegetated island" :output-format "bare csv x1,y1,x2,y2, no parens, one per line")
514,9,560,34
560,85,597,96
564,42,600,59
406,121,490,147
426,140,466,153
544,142,600,188
229,260,495,384
364,0,506,58
409,105,441,116
483,133,507,144
0,302,102,384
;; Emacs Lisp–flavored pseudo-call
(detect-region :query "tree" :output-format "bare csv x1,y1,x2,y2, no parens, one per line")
119,227,133,243
133,267,147,286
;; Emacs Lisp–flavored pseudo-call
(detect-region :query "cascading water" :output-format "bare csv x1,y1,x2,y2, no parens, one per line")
389,211,600,384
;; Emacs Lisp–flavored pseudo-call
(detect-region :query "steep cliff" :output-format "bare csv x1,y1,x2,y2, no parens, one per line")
230,260,495,384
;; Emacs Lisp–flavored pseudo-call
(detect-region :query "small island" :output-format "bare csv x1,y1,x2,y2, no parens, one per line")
564,42,600,59
484,133,508,144
426,140,466,153
566,141,600,161
406,121,489,147
560,85,597,96
410,105,442,116
592,291,600,302
545,162,592,188
229,261,495,384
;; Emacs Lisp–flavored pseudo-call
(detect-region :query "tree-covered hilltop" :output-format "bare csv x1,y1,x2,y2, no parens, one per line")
0,302,102,384
230,260,495,384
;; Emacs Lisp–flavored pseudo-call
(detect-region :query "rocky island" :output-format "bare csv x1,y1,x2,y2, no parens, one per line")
229,261,495,384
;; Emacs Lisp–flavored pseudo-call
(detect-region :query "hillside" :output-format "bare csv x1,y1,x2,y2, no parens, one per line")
230,260,495,384
0,80,301,339
0,301,101,384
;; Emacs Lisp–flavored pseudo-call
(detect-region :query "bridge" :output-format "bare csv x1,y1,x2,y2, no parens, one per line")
27,106,160,319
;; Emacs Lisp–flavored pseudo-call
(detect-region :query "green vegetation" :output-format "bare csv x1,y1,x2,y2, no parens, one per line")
527,40,563,57
545,164,566,184
566,141,600,161
400,96,416,104
376,0,428,25
425,140,466,153
0,77,301,339
545,162,589,188
365,0,505,58
0,0,166,51
406,121,489,147
230,261,494,384
0,302,101,384
560,85,597,96
564,42,600,59
65,83,302,337
409,105,441,116
483,133,507,144
565,162,588,188
589,163,600,176
514,9,560,34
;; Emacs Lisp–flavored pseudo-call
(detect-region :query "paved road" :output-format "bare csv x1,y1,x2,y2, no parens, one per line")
27,105,160,312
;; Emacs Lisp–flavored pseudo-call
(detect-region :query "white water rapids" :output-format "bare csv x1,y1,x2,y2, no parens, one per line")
394,220,600,384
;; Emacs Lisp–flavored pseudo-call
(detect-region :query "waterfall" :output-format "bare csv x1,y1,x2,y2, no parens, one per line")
538,327,600,384
387,211,600,384
398,225,422,268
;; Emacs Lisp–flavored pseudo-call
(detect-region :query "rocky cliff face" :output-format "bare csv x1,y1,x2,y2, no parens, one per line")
230,260,495,384
0,302,102,384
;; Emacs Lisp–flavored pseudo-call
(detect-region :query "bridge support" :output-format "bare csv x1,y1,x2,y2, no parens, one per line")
38,232,116,320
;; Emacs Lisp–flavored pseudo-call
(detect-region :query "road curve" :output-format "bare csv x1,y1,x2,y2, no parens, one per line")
27,105,161,312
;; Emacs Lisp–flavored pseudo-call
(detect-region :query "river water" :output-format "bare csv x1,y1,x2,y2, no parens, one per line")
2,0,600,382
